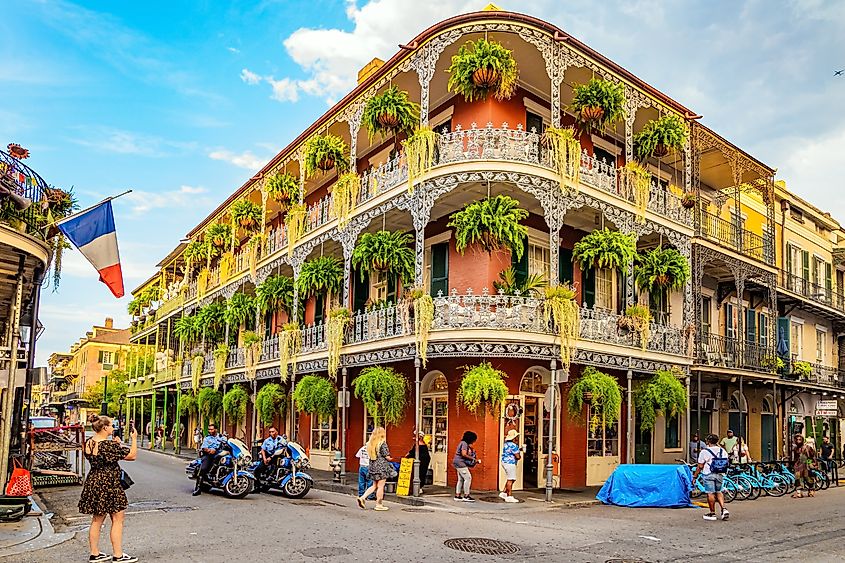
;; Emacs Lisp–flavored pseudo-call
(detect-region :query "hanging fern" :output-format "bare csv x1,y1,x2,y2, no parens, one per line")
363,86,419,141
621,161,651,222
286,202,306,257
447,38,519,102
567,366,622,433
206,222,233,254
279,322,302,383
224,292,255,330
219,251,235,285
543,127,581,193
326,307,350,379
256,383,287,426
448,194,528,259
197,268,210,299
570,78,626,133
213,343,228,390
223,385,250,425
457,362,509,416
265,172,300,205
196,302,226,343
634,114,688,162
572,228,637,271
352,230,415,285
247,233,264,279
231,199,263,232
403,126,437,194
293,375,337,418
543,285,580,370
174,315,199,346
634,369,688,432
243,330,262,380
197,387,222,424
296,256,343,299
635,247,690,297
178,393,198,417
414,293,434,367
191,354,205,391
353,366,408,427
256,274,294,316
331,172,360,227
623,304,652,351
304,134,349,178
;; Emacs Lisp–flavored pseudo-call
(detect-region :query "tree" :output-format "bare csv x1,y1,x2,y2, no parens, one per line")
82,368,129,416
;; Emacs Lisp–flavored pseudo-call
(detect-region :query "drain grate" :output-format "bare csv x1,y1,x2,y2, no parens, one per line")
300,547,352,558
444,538,520,555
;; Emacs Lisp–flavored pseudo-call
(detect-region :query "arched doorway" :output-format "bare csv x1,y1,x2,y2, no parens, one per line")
760,395,775,461
728,391,748,442
421,371,448,486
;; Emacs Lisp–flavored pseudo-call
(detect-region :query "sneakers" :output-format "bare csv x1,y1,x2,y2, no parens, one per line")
703,513,717,521
462,496,476,502
191,489,201,496
89,555,110,562
356,497,366,510
499,492,508,499
112,555,138,563
721,509,730,521
504,496,519,503
374,504,389,511
454,496,464,501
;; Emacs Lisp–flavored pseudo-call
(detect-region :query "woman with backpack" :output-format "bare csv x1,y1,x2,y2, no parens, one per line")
691,433,730,521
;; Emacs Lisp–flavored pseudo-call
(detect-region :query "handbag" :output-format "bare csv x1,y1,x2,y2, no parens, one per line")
5,459,33,497
119,468,134,490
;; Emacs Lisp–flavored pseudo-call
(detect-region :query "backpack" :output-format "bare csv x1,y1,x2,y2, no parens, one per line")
706,447,729,474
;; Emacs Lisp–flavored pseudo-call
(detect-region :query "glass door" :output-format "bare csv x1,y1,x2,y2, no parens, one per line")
421,396,448,485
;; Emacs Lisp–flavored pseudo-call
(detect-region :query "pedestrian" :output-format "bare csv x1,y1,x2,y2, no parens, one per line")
193,423,224,496
154,426,163,449
791,434,816,498
406,431,431,493
719,429,738,461
731,438,751,464
452,430,479,502
145,421,152,447
169,425,184,450
193,427,203,457
688,433,705,463
500,429,521,503
357,427,395,511
691,433,730,521
820,436,835,473
79,413,138,563
355,442,375,500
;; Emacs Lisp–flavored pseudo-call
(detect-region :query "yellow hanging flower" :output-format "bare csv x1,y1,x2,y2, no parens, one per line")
326,307,351,379
622,161,651,223
197,268,210,299
403,126,437,194
331,172,360,227
543,285,580,370
543,127,581,194
219,252,235,285
286,203,306,257
278,322,302,383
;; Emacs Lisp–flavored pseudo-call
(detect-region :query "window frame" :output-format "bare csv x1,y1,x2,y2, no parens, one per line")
310,412,339,452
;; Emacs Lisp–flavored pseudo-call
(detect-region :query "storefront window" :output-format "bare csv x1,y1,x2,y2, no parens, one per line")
311,413,338,451
665,414,680,449
587,405,619,457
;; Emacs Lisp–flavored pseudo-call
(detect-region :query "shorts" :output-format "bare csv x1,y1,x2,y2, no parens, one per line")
702,473,724,494
501,463,517,481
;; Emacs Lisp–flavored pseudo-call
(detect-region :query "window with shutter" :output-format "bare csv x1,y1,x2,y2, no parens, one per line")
430,242,449,297
511,234,529,287
98,351,104,364
314,293,325,325
353,268,369,313
745,309,756,343
726,304,735,339
802,250,810,282
526,111,544,135
559,247,573,285
825,263,832,300
387,272,397,304
582,266,596,308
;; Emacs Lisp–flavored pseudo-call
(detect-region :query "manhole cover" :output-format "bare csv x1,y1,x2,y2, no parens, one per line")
477,495,521,503
444,538,520,555
300,547,352,558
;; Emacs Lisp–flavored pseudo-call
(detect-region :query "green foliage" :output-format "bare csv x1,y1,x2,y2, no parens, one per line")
126,347,154,377
567,366,622,430
256,383,287,426
174,314,200,346
206,223,233,255
448,195,528,259
635,247,690,297
304,134,349,178
242,330,261,346
184,240,210,264
223,385,250,424
352,230,415,285
634,114,688,162
178,393,198,417
292,375,337,418
573,229,637,271
231,199,263,232
447,38,519,102
363,86,419,141
793,360,812,378
197,302,226,342
127,299,141,316
457,362,509,416
570,78,626,133
493,267,547,297
353,366,408,427
265,172,300,203
198,387,223,425
224,292,256,330
634,369,688,432
81,368,128,416
256,274,294,316
296,256,344,298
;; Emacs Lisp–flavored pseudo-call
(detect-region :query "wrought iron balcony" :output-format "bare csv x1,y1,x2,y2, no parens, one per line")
785,356,844,387
699,210,768,262
780,269,845,314
695,333,773,373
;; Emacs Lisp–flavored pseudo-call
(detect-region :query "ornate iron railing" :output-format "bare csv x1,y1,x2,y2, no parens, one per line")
699,210,766,261
787,357,844,387
695,333,773,373
304,195,332,235
780,269,845,313
437,123,541,165
359,154,407,204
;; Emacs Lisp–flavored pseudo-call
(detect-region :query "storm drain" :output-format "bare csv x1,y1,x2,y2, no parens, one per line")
300,547,352,558
444,538,520,556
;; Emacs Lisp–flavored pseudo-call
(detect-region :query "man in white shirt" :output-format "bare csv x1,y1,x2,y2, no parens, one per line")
692,433,730,522
355,444,374,500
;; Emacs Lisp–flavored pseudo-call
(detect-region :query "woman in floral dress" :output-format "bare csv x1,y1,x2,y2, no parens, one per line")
357,427,395,511
79,414,138,562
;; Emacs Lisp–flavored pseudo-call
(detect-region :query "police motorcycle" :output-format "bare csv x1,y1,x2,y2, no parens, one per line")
248,436,313,498
185,436,256,499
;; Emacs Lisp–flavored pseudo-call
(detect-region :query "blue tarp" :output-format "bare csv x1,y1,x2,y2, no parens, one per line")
596,464,693,508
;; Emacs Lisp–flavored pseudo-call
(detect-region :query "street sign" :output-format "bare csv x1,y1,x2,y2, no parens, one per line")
396,457,414,496
816,409,838,417
815,400,838,417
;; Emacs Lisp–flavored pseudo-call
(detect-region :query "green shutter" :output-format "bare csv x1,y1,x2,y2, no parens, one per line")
430,242,449,297
582,266,596,308
512,233,528,286
353,268,369,313
559,247,573,285
786,245,793,274
802,250,810,281
758,312,767,346
387,273,397,304
746,309,756,343
314,293,325,325
825,263,832,291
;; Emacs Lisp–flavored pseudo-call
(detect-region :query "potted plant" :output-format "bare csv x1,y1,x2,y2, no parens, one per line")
572,228,637,271
206,222,233,253
680,191,697,209
542,127,581,192
570,78,626,133
256,274,294,318
621,161,651,221
793,360,813,379
197,387,222,426
265,172,299,209
256,383,287,426
457,362,509,415
304,134,349,178
213,343,229,390
278,322,302,382
326,307,351,379
183,240,209,279
231,199,262,232
177,393,198,417
403,126,437,193
634,247,690,313
331,172,360,227
174,315,199,347
494,267,547,297
191,353,205,392
543,284,580,369
296,256,344,301
197,302,226,343
223,385,250,426
292,375,337,418
352,365,408,426
447,38,519,102
242,330,262,380
619,304,652,350
352,230,415,285
761,355,786,373
224,292,256,342
634,114,687,161
567,366,622,433
633,369,687,432
363,85,419,141
448,194,528,259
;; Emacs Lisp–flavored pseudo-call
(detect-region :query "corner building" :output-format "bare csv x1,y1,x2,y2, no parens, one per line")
125,8,843,491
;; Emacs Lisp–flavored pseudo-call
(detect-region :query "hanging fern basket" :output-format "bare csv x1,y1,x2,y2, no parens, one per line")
652,143,669,158
239,216,257,230
377,112,400,129
317,157,335,171
472,66,500,88
580,105,604,122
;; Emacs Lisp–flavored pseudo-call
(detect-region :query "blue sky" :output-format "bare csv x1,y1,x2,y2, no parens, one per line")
3,0,842,366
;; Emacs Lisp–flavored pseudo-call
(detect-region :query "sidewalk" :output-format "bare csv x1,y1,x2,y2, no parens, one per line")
0,497,74,560
146,446,600,511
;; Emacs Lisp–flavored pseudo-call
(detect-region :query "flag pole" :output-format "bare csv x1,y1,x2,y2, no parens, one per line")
46,189,133,228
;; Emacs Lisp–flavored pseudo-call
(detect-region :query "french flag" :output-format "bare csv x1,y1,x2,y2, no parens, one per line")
57,200,125,298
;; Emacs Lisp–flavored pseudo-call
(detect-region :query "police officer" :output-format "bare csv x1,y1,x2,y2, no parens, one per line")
254,426,284,492
193,423,224,496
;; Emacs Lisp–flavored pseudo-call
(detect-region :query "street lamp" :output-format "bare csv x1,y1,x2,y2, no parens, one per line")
118,395,126,439
101,369,112,415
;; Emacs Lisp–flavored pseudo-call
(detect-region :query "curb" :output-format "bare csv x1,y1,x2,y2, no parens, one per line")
310,480,426,507
0,496,75,560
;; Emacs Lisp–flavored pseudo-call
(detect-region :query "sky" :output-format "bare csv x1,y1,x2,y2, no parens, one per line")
2,0,843,366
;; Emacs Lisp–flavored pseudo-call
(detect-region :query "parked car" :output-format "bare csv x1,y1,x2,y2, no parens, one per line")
29,416,58,430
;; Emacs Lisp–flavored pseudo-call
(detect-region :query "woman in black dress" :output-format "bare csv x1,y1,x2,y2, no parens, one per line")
407,431,431,493
79,414,138,563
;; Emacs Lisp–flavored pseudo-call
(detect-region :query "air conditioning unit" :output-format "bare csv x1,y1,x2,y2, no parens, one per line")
703,398,717,411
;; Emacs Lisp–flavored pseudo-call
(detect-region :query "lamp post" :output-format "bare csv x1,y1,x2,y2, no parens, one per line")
118,395,126,439
101,369,112,415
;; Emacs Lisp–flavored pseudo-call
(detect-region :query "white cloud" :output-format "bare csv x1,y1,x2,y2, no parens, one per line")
240,68,261,85
72,127,195,157
228,46,241,54
266,77,299,102
121,185,212,215
776,127,845,220
208,149,266,171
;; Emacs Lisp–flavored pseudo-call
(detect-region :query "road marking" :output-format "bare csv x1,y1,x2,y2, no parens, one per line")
639,535,661,542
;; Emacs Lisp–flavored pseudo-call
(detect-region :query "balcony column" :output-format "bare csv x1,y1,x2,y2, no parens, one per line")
546,210,565,286
291,256,304,323
735,275,746,362
411,36,459,126
342,99,366,164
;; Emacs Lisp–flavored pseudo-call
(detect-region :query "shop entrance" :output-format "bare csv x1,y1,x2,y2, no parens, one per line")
420,371,449,486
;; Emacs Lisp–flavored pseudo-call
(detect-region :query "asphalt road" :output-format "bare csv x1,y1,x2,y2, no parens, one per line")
16,450,845,562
